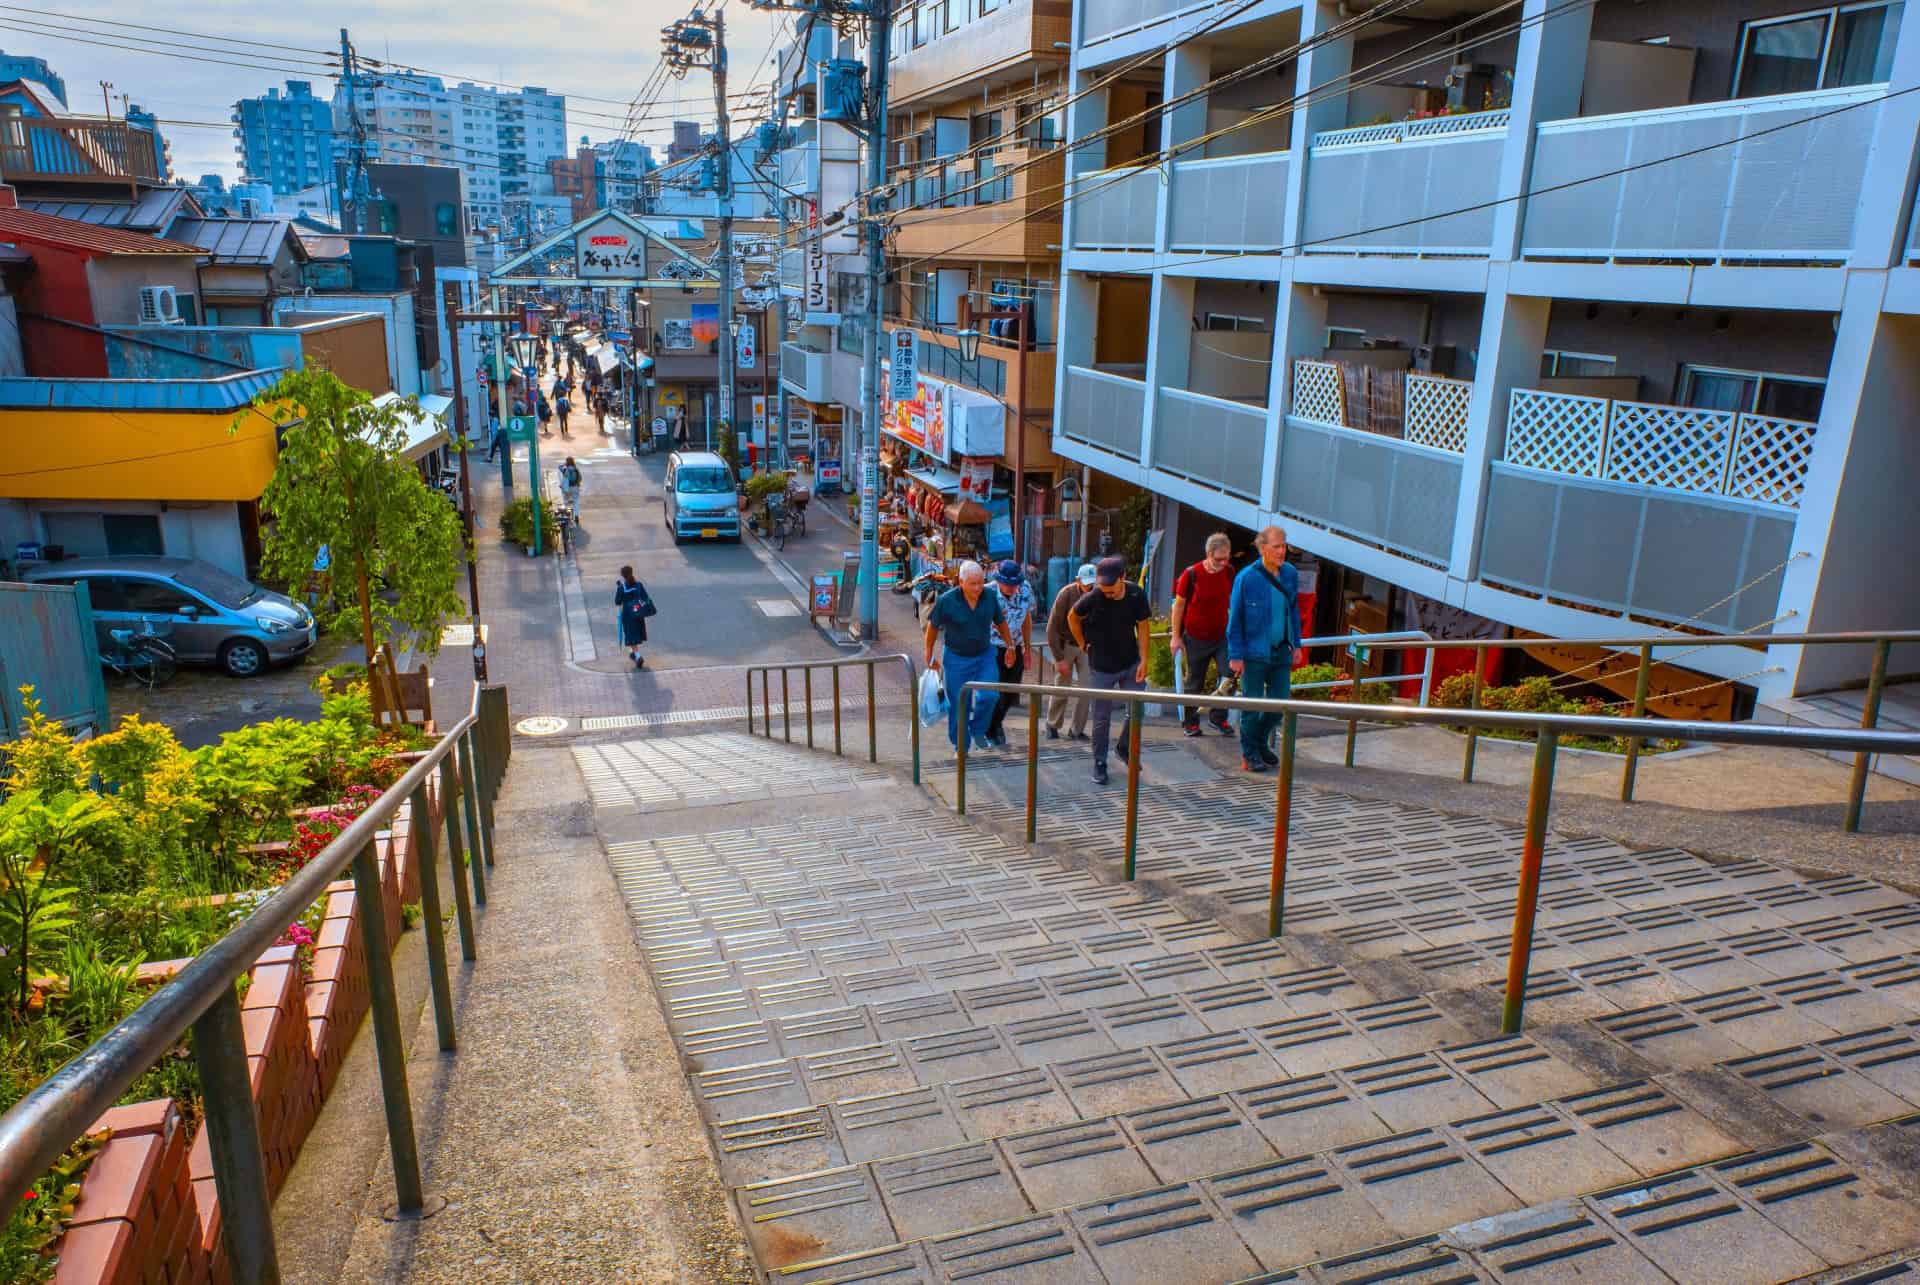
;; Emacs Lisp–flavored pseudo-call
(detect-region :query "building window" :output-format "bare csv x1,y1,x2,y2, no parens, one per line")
1325,326,1367,349
1734,2,1903,98
1677,364,1826,419
1541,350,1618,377
1204,314,1267,332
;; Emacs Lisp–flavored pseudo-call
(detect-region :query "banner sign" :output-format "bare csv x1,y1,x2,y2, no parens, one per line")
888,330,917,402
737,320,757,370
957,456,994,503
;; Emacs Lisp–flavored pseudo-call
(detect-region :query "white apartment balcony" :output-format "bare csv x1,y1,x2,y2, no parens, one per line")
1168,151,1290,253
780,343,831,403
1079,0,1204,47
1481,388,1817,632
1152,387,1266,501
1302,110,1509,258
1068,163,1158,252
1275,359,1471,566
1522,85,1885,266
1060,365,1146,460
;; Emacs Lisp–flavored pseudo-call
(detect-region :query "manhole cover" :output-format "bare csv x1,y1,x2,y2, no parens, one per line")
516,715,570,736
756,599,802,618
441,622,475,647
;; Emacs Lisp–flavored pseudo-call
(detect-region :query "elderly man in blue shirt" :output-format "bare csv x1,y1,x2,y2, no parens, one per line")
1225,525,1302,773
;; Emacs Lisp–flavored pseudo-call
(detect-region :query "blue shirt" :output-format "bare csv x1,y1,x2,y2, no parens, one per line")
929,586,1006,658
1226,560,1302,663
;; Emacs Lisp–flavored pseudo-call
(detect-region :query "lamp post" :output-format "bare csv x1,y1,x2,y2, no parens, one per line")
510,332,543,556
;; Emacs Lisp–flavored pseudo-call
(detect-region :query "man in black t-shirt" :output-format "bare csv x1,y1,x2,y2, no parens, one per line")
1069,556,1153,786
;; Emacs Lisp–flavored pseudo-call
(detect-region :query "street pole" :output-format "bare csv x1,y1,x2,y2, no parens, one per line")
768,84,793,473
491,287,511,491
713,8,738,463
858,0,892,641
442,284,482,620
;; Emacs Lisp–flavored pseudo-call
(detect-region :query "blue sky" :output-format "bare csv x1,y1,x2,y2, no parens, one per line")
4,1,787,181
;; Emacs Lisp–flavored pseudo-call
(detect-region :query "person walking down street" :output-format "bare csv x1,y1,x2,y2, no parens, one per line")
485,406,505,463
558,456,583,524
924,560,1017,752
1045,563,1097,741
1172,532,1238,739
984,561,1036,747
1069,556,1152,786
593,387,610,435
1226,525,1303,773
556,389,573,438
614,565,655,670
536,394,553,438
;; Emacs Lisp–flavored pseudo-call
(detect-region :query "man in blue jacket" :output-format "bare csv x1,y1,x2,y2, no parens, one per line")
1226,525,1302,773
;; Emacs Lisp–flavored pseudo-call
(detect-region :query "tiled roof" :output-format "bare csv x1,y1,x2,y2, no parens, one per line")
0,207,206,256
19,187,196,233
167,217,295,265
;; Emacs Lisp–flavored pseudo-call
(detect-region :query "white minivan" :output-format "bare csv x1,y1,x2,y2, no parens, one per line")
663,451,740,542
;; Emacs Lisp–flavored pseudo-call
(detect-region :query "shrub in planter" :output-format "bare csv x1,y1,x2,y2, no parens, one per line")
1290,662,1394,705
1433,672,1679,753
498,497,558,552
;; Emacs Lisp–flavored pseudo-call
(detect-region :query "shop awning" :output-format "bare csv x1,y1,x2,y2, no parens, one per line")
373,392,450,463
594,347,619,373
907,465,963,495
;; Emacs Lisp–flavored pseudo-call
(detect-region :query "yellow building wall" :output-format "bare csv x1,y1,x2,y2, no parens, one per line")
0,406,282,502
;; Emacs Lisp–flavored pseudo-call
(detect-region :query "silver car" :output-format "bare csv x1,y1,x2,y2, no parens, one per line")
664,450,741,542
24,557,316,677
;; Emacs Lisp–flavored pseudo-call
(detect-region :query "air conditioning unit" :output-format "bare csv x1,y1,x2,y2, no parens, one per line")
138,285,184,326
237,196,259,217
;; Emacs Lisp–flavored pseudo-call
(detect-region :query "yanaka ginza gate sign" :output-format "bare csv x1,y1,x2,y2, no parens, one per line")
576,227,645,278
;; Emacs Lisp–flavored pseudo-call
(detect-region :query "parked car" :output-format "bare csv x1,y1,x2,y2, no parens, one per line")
24,557,317,677
663,450,741,542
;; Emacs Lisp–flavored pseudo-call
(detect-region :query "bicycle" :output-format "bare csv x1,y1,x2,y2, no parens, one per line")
102,617,178,688
761,492,791,551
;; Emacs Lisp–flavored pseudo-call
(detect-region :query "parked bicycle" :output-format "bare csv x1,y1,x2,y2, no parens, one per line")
102,617,178,688
758,491,792,551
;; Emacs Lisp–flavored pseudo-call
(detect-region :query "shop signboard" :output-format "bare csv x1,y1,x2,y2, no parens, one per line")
576,219,645,278
810,573,838,620
889,330,916,401
659,317,695,350
506,415,537,442
804,233,830,316
986,498,1014,558
883,376,954,465
957,456,994,503
860,446,878,532
737,320,757,370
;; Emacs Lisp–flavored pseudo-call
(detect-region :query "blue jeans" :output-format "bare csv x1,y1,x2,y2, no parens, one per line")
1238,654,1292,763
943,648,1000,748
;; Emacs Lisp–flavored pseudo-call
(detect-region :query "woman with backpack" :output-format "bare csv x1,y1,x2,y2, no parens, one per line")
614,565,655,670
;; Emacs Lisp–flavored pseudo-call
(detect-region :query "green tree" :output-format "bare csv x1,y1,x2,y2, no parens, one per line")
239,368,467,681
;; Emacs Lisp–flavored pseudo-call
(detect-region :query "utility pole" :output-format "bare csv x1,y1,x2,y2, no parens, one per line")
747,0,889,638
856,0,892,641
663,7,737,460
339,28,369,233
762,71,794,472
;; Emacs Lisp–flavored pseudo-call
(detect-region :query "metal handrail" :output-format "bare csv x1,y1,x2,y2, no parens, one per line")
746,653,920,783
1333,627,1920,829
949,680,1920,1036
0,681,513,1285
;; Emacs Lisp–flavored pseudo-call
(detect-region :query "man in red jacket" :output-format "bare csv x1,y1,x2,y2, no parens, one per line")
1170,531,1236,737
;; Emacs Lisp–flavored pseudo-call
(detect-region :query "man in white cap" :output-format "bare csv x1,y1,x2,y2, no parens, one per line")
1044,562,1097,740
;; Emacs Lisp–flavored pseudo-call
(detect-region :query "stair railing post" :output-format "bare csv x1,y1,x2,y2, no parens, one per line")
805,667,815,748
1501,729,1559,1035
192,985,283,1285
1269,710,1298,937
410,781,457,1052
833,667,843,755
1844,638,1891,833
438,756,478,962
351,839,427,1214
1025,682,1040,843
956,686,971,815
1122,696,1143,880
1620,644,1653,802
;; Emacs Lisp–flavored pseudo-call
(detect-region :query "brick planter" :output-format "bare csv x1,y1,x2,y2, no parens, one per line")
46,773,450,1285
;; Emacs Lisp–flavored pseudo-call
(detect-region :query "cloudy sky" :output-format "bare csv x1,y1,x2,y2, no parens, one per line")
5,1,789,181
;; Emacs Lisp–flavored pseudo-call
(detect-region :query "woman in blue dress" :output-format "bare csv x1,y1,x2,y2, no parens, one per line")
614,565,653,669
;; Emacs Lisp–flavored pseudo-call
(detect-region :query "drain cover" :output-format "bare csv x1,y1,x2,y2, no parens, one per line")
516,715,570,736
757,599,803,618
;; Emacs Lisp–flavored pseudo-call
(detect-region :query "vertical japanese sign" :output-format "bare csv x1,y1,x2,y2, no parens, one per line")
804,228,829,316
889,330,917,402
737,318,757,370
860,445,879,532
751,395,767,439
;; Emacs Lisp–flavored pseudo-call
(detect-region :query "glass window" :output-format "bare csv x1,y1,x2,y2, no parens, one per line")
174,562,259,607
1542,350,1618,377
119,578,201,615
675,466,733,494
1829,2,1904,83
76,576,133,612
1736,3,1903,97
102,514,164,557
1737,14,1828,97
1678,364,1826,419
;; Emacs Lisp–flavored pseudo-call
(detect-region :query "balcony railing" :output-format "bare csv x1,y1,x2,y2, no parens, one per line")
1152,387,1266,501
1081,0,1206,44
1061,366,1144,460
1281,368,1465,565
780,343,831,403
1523,84,1883,265
1168,151,1289,253
1302,109,1508,257
1290,358,1473,452
0,116,163,184
1504,388,1818,509
1069,163,1159,251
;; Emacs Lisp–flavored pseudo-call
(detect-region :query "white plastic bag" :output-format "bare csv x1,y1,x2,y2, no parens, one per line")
918,668,948,727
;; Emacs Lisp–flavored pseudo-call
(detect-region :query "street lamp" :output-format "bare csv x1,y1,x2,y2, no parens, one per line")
955,328,982,364
509,332,545,556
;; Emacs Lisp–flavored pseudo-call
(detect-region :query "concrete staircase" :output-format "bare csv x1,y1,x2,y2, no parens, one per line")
580,731,1920,1284
1762,680,1920,788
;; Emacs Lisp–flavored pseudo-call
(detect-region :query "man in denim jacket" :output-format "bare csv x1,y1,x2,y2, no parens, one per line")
1225,525,1302,773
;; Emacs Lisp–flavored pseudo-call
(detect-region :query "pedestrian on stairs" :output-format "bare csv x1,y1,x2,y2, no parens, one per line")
984,561,1036,747
1172,532,1237,739
614,565,655,670
1044,563,1097,741
1226,525,1303,773
1069,556,1152,787
924,560,1017,753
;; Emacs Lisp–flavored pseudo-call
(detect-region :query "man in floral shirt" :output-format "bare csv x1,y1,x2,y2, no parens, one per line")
984,560,1036,746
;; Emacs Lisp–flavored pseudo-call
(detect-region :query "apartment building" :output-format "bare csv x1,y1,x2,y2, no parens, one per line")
333,76,565,233
1051,0,1920,703
232,81,337,197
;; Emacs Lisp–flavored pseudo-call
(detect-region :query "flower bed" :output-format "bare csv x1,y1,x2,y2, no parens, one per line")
0,682,443,1284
